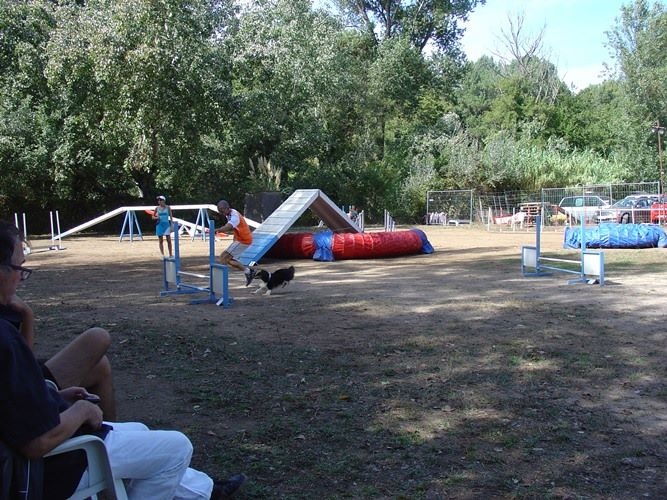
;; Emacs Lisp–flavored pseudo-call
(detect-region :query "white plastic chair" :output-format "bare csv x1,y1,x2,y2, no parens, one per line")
41,380,126,498
45,435,127,500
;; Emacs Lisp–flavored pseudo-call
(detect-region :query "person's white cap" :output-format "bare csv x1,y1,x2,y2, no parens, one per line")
156,195,166,201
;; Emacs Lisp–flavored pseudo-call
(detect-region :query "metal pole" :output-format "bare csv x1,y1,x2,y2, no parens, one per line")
658,126,664,196
426,191,431,224
652,120,665,195
55,210,62,249
49,211,55,248
535,215,541,274
208,220,215,267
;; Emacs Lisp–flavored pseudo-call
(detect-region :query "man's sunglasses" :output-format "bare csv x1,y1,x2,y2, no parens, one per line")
7,264,33,281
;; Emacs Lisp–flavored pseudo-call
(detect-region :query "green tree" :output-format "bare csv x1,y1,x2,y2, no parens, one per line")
479,59,569,144
334,0,485,54
0,1,56,215
329,1,484,209
39,0,234,210
606,0,667,184
0,0,236,221
607,0,667,121
467,12,572,146
228,0,373,204
454,56,500,139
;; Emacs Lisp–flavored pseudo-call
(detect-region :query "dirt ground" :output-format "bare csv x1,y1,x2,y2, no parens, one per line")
22,225,667,499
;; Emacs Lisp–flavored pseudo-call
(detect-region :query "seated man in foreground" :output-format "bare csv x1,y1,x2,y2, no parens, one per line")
4,238,117,419
2,293,117,420
0,220,245,499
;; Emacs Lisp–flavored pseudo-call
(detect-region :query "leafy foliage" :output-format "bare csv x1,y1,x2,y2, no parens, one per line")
334,0,485,55
0,0,664,228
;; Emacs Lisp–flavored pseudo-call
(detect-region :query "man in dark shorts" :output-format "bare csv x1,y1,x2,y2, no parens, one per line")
0,296,117,420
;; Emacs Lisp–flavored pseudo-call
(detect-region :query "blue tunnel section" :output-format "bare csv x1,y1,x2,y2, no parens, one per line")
564,223,667,249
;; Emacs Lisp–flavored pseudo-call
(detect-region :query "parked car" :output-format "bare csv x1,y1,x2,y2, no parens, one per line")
651,196,667,224
558,195,612,224
595,195,658,224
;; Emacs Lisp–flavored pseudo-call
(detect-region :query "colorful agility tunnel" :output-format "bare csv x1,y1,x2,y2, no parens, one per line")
564,223,667,249
266,229,434,261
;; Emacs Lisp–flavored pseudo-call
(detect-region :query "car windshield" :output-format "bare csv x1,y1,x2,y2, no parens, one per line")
612,198,637,208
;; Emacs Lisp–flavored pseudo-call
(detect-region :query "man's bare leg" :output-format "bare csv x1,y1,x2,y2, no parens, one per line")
44,327,117,420
218,251,246,272
219,251,255,286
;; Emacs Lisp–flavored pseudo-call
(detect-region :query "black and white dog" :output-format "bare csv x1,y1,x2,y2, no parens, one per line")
252,266,295,295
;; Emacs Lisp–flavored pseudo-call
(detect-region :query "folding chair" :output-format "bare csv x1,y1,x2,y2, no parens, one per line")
45,435,127,500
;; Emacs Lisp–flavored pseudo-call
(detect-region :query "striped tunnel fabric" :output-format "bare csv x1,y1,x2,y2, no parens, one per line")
266,229,434,261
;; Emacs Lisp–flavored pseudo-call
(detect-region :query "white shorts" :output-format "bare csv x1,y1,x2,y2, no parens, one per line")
224,242,249,259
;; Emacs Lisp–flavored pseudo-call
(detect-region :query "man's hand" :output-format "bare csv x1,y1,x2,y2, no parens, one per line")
59,386,95,403
70,399,104,430
8,294,35,348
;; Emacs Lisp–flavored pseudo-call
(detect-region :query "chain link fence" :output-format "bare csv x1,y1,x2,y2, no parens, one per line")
425,190,474,225
425,182,662,231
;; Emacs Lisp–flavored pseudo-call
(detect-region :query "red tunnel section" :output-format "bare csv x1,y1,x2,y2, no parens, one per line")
266,230,427,260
